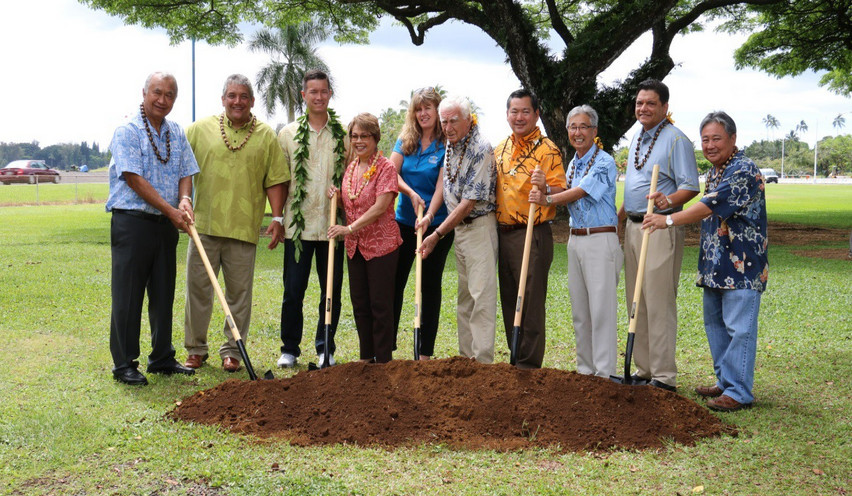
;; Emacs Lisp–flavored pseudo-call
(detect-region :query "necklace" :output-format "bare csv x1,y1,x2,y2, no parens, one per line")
445,127,473,184
219,113,257,151
139,104,170,164
704,147,739,194
290,109,347,262
346,153,379,200
497,136,543,177
567,145,600,187
633,119,669,171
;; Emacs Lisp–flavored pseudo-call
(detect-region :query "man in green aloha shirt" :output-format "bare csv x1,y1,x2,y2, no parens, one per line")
183,74,289,373
276,69,349,369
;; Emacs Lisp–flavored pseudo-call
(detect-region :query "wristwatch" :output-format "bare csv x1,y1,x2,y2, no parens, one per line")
272,216,284,225
545,195,553,206
665,214,673,227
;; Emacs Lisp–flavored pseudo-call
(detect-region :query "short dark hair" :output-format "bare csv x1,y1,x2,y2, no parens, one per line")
303,69,332,93
506,89,539,113
700,111,737,136
348,113,381,142
637,79,670,104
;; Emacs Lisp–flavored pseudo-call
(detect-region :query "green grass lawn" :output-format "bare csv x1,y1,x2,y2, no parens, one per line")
0,188,850,495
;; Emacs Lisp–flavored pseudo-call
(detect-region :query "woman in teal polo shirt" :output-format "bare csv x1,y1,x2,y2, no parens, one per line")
391,87,454,360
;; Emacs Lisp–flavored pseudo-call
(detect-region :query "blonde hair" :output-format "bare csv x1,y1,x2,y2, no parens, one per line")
399,87,443,156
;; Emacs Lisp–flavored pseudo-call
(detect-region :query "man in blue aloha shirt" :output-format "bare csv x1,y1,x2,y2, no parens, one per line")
644,111,768,412
105,72,200,385
418,95,498,363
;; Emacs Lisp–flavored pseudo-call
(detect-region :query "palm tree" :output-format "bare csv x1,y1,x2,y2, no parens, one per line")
796,120,809,136
762,114,780,140
248,21,330,123
833,113,846,133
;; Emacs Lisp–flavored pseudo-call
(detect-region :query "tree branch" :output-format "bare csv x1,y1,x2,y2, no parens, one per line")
545,0,573,45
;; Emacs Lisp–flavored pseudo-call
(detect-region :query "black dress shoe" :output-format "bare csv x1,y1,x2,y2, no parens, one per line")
629,374,650,385
147,361,196,376
650,379,677,392
113,368,148,385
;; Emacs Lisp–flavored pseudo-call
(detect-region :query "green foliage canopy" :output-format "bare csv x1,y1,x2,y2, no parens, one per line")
726,0,852,95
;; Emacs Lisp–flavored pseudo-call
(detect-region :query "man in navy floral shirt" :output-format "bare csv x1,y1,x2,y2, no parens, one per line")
644,111,767,411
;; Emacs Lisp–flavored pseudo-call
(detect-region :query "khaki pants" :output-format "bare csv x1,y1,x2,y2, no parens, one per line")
567,232,622,378
624,219,684,387
454,213,498,363
184,234,257,361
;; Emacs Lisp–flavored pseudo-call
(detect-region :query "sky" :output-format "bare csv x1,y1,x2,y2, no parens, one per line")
3,0,851,153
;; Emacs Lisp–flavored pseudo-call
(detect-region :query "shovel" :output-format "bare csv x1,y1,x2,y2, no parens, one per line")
611,163,660,385
413,204,424,360
309,192,338,371
188,223,273,380
510,166,541,366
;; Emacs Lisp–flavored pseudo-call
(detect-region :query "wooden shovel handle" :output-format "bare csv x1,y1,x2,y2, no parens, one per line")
325,192,337,326
627,163,660,334
513,166,541,327
414,203,424,329
188,224,242,342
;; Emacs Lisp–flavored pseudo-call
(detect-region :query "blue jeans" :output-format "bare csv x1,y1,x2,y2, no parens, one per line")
702,288,762,404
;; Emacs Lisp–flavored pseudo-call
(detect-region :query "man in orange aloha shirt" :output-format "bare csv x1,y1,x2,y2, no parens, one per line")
494,89,567,369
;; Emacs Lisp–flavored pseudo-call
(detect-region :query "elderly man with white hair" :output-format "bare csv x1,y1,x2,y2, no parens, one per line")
418,96,498,363
529,104,621,378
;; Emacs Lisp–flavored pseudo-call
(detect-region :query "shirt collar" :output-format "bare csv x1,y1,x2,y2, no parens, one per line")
640,119,667,140
224,113,254,130
509,127,542,160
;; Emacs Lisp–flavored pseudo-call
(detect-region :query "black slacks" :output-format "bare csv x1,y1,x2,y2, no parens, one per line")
348,247,399,363
392,222,454,356
109,211,178,372
280,239,344,358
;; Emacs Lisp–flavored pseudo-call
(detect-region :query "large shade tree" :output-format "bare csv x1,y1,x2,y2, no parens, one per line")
81,0,842,157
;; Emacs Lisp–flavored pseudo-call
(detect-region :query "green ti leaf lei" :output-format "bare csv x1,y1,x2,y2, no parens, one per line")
289,108,347,262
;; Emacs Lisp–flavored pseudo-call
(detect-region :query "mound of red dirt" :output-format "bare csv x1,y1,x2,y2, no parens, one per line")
169,357,730,452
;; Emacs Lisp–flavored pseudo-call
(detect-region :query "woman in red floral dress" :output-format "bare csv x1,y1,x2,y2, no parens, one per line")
328,113,402,362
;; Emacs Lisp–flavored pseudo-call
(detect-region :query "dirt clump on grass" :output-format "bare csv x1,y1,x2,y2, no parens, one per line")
169,357,729,452
553,220,848,246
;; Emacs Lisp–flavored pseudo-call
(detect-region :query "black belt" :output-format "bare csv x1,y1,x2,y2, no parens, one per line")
498,223,528,232
627,213,644,223
460,215,481,225
570,226,617,236
113,208,170,224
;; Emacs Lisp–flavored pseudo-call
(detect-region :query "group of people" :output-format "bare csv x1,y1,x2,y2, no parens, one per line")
107,71,767,413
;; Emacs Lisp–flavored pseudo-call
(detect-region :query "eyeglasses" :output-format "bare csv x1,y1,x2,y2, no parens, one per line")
350,133,374,141
414,86,436,95
567,124,596,132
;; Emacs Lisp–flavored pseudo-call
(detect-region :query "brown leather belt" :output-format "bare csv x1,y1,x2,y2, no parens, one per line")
460,215,480,225
570,226,617,236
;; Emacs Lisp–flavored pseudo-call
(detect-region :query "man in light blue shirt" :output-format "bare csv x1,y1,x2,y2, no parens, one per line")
106,72,200,385
530,105,621,377
618,79,699,391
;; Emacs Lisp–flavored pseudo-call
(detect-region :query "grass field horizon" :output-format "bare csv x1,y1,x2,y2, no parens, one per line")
0,187,849,494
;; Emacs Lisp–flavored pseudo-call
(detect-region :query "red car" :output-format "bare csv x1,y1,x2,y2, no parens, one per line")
1,160,61,184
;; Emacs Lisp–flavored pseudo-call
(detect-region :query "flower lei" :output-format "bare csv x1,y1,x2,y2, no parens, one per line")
633,113,675,171
567,138,603,187
139,104,170,164
290,109,347,261
219,112,257,151
346,153,379,199
704,147,739,194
